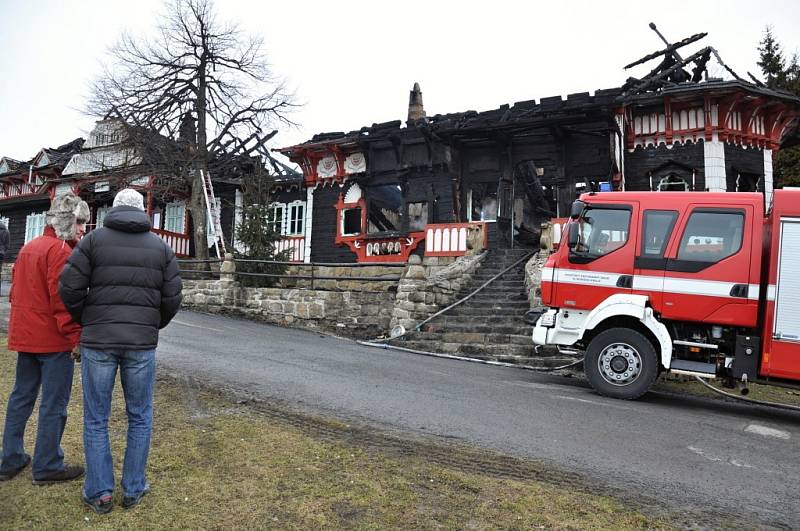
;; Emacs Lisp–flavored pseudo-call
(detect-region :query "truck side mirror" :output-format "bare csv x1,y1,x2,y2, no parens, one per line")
567,222,580,250
570,200,585,220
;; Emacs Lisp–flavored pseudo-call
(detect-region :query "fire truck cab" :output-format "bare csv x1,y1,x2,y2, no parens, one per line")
533,190,800,399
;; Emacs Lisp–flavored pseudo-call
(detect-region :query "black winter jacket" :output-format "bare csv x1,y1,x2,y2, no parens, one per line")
59,206,183,350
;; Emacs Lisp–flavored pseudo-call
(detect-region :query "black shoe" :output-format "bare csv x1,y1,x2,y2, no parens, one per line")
122,485,150,509
0,454,31,481
83,493,114,515
32,464,85,485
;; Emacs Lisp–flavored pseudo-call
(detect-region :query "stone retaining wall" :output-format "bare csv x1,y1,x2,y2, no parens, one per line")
524,250,550,309
182,279,396,338
181,255,486,339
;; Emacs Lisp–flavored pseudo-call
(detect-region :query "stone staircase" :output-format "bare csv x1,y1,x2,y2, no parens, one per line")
392,248,569,365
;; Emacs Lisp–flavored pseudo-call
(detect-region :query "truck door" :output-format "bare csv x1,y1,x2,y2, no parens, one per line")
554,202,638,311
633,209,679,313
659,205,756,327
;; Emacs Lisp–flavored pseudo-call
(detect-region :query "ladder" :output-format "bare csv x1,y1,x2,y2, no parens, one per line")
200,168,226,258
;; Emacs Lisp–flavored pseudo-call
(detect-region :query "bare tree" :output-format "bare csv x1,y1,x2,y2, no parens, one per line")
87,0,296,259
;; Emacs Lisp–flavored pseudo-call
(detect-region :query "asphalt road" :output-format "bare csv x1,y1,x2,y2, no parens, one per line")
153,310,800,527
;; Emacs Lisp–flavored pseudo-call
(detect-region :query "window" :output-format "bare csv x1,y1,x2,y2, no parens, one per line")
570,206,631,261
342,208,362,236
642,210,678,257
207,197,222,247
96,206,111,229
0,217,8,233
268,204,285,234
677,210,744,263
468,187,498,222
408,201,428,231
287,201,305,236
25,212,47,243
657,174,689,191
367,184,403,233
164,201,186,233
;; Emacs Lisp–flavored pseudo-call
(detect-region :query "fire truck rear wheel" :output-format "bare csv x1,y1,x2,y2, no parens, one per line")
584,328,659,400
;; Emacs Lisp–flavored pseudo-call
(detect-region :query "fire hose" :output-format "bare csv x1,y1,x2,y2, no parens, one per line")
692,376,800,412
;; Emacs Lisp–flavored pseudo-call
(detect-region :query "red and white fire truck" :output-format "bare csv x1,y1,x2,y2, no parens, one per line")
532,190,800,399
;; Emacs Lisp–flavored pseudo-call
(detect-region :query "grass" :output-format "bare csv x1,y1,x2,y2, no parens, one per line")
0,339,675,530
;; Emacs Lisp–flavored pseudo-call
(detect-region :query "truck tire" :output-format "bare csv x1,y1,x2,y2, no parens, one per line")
584,328,659,400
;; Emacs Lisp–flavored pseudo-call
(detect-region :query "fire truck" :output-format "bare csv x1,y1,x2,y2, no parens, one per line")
532,190,800,399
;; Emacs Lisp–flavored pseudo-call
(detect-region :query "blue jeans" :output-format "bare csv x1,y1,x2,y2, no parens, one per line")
1,351,74,478
81,347,155,501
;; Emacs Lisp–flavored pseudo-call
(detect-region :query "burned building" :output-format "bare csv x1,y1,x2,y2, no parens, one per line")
276,26,800,264
616,25,800,207
277,84,622,263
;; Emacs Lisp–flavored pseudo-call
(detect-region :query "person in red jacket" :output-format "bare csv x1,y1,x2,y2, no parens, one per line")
0,192,89,484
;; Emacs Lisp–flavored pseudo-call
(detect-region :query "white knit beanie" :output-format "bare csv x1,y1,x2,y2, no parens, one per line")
113,188,145,210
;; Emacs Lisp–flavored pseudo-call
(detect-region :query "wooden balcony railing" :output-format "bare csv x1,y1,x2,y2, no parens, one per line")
424,222,486,257
151,228,190,257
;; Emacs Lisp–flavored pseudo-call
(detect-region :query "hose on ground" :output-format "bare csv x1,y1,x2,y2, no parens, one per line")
357,339,583,372
372,249,537,344
693,376,800,412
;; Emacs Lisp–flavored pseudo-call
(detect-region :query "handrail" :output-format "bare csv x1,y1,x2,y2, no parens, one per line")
369,249,537,344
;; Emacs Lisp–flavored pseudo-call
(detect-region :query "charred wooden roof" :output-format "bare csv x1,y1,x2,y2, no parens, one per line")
279,88,623,155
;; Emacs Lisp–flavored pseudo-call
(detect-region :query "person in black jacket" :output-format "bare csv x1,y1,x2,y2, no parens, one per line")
59,188,182,514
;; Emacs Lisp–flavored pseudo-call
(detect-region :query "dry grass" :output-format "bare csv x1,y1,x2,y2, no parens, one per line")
0,340,674,530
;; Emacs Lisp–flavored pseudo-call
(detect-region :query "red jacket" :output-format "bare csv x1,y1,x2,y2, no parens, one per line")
8,226,81,353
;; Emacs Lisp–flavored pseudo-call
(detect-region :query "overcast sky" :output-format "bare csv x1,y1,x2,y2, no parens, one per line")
1,0,798,162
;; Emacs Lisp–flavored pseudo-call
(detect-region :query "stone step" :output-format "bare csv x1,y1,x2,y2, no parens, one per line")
421,322,531,335
468,274,526,283
435,315,530,326
396,340,540,358
463,278,526,287
472,267,527,275
461,282,528,294
406,330,534,346
462,292,528,303
450,301,530,312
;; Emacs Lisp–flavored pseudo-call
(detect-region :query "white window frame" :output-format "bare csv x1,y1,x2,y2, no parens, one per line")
164,201,186,234
286,200,305,236
25,212,47,243
341,207,362,236
96,206,111,229
206,197,222,247
269,204,285,234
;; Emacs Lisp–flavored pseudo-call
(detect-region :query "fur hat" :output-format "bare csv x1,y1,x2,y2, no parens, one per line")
46,192,90,241
113,188,145,211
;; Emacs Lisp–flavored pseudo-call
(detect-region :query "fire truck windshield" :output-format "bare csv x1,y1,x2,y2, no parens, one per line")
570,206,631,260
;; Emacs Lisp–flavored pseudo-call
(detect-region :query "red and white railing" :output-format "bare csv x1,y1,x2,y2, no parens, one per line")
424,222,485,257
152,228,191,257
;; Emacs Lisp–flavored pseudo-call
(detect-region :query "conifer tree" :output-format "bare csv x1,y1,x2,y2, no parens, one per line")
234,166,289,286
758,26,786,89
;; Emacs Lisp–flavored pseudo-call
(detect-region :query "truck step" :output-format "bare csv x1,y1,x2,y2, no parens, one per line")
670,359,717,378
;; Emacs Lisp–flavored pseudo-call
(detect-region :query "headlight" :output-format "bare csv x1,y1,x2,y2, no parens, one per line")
539,310,556,328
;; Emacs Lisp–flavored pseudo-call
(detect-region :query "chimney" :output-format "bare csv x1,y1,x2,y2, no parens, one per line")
407,82,426,124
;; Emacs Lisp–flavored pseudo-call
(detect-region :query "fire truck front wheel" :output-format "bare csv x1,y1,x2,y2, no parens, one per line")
584,328,659,400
